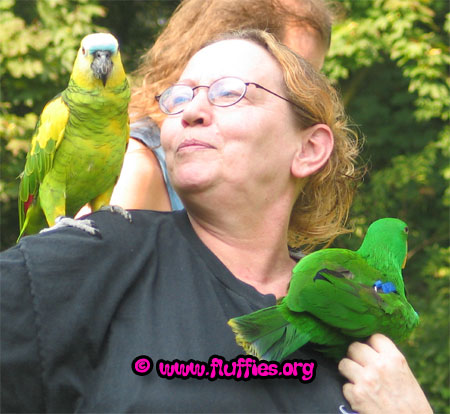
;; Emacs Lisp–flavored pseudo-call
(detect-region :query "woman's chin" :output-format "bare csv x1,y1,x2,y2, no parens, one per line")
172,166,217,195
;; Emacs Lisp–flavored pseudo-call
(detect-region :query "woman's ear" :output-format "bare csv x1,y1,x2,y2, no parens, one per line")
291,124,334,178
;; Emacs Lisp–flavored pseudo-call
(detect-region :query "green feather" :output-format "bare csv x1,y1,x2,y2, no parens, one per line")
228,218,419,361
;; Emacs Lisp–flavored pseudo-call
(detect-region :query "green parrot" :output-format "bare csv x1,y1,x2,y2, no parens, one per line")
228,218,419,361
18,33,130,240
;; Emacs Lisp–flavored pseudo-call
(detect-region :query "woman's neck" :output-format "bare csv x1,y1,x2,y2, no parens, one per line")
187,202,296,298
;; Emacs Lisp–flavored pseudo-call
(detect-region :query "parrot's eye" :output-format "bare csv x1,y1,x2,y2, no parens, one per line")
82,47,86,55
404,227,409,234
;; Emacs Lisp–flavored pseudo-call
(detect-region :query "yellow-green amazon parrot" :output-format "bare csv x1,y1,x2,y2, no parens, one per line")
18,33,130,240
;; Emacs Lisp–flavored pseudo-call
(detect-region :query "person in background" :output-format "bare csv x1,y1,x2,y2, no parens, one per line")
1,29,432,413
109,0,332,212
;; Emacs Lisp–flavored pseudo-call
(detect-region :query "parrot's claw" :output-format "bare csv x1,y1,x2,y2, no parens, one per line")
40,216,101,237
100,205,132,223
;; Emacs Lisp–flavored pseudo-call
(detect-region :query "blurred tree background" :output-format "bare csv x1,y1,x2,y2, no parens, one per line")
0,0,448,412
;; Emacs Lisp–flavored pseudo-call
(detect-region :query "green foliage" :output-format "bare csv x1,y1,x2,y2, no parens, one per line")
1,0,106,112
0,0,448,411
94,0,179,71
326,1,449,412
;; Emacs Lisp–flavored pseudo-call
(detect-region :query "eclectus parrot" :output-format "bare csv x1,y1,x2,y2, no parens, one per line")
228,218,419,361
18,33,130,240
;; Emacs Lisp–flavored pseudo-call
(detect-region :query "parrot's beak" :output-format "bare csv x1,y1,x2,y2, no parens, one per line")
402,242,408,269
91,50,113,86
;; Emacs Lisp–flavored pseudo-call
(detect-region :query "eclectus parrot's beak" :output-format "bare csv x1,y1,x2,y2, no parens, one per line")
402,242,408,269
91,50,113,86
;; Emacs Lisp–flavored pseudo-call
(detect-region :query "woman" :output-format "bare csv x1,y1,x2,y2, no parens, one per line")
1,30,431,413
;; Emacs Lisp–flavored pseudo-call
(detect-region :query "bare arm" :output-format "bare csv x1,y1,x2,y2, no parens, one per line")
110,138,171,211
339,333,433,414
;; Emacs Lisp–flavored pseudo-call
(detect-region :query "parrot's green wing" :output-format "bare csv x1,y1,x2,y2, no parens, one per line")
286,249,419,342
18,95,69,238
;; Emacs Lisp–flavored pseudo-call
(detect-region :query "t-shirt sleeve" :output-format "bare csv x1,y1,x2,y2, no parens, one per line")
1,245,46,412
130,118,185,211
129,117,161,149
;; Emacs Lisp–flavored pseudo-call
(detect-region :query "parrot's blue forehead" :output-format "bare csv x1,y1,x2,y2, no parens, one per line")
82,33,119,54
88,43,117,54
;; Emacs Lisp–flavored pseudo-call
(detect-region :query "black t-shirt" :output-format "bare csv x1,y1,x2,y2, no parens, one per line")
1,210,350,413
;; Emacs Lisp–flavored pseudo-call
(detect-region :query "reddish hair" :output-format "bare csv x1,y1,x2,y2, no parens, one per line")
130,0,334,126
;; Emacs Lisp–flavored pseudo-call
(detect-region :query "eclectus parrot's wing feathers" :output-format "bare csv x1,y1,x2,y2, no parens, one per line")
286,239,418,341
296,269,394,336
18,96,69,236
314,267,355,280
286,249,367,312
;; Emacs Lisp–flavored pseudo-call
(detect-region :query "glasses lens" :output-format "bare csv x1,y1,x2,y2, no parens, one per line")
159,85,193,114
209,77,246,107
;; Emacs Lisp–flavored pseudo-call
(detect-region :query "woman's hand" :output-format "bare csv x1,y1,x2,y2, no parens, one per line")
339,333,433,414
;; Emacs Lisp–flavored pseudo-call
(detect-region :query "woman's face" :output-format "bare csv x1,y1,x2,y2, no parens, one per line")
160,39,304,202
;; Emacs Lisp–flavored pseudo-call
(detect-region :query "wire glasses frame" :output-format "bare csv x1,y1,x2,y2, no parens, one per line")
155,76,301,115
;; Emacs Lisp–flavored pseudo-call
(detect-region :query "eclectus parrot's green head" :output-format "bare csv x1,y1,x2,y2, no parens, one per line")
72,33,127,89
358,218,409,281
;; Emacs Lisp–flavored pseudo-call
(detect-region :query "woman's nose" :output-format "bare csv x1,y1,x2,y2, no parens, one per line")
181,89,213,127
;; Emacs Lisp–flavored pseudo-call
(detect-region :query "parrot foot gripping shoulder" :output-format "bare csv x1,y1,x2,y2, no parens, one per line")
39,216,100,237
99,205,133,223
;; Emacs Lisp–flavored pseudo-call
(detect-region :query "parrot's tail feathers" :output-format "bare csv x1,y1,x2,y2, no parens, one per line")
228,306,310,362
17,199,47,243
17,226,27,243
23,195,34,215
17,202,35,242
260,323,310,362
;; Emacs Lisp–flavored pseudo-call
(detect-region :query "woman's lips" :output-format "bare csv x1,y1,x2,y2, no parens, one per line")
177,139,216,151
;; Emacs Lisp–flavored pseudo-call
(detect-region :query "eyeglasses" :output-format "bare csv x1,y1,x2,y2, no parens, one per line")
155,76,301,115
